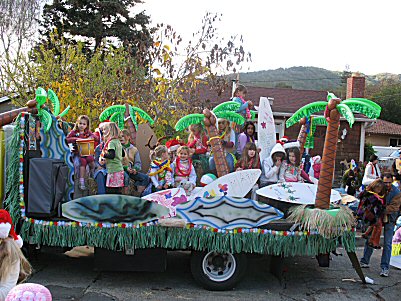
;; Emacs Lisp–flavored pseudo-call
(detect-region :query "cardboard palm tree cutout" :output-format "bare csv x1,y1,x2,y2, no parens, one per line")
99,105,154,144
286,92,381,209
175,102,245,178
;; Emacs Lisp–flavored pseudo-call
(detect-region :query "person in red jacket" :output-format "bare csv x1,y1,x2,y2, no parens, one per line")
187,123,208,159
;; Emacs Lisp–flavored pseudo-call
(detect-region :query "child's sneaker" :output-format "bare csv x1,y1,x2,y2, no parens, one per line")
380,268,389,277
360,262,370,268
79,183,87,190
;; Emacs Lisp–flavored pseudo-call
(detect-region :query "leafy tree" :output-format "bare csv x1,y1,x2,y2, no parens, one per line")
366,81,401,124
0,0,43,94
4,13,251,136
39,0,153,53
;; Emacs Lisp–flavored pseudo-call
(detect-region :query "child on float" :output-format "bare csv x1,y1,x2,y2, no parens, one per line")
209,118,236,174
0,210,31,299
357,179,387,249
100,122,125,194
66,115,98,190
279,142,304,182
93,122,109,194
232,84,253,120
309,155,322,179
235,142,260,171
236,121,257,159
260,142,286,187
149,145,174,191
120,129,150,196
187,124,208,159
171,146,197,195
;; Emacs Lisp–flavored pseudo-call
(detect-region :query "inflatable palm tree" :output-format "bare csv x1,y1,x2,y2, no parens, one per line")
286,93,381,209
175,102,245,178
99,105,154,144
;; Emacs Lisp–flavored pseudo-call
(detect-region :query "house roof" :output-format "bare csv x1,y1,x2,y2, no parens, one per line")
366,119,401,135
198,85,328,114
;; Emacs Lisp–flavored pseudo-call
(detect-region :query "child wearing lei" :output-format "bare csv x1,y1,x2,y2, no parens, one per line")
172,146,197,194
149,145,173,191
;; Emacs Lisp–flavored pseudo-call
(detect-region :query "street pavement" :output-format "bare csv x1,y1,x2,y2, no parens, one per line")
27,244,401,301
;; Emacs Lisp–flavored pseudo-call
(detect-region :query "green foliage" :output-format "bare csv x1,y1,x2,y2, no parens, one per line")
285,101,328,128
364,143,376,162
39,0,152,53
366,82,401,124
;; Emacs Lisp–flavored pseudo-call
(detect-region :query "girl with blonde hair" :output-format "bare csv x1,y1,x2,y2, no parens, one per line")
100,122,124,194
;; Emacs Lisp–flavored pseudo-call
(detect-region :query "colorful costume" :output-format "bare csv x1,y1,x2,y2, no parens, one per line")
172,157,196,186
279,162,303,182
149,159,173,189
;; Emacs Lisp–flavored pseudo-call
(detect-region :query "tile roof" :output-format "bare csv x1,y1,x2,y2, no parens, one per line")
366,119,401,135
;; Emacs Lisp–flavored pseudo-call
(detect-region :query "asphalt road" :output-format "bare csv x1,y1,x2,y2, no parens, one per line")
26,246,401,301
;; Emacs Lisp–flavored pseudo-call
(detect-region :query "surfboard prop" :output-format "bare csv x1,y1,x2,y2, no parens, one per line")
257,97,276,163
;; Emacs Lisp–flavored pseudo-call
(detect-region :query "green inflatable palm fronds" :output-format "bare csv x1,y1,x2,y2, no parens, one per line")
215,111,245,125
175,114,204,131
342,100,381,119
110,111,125,129
213,101,241,113
47,89,60,116
326,92,338,102
286,101,328,128
58,106,70,118
38,109,53,132
99,105,125,122
250,110,257,120
345,98,381,113
312,116,328,126
130,106,154,125
336,104,355,128
35,87,47,107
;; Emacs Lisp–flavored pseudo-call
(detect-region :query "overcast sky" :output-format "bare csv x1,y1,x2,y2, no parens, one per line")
140,0,401,75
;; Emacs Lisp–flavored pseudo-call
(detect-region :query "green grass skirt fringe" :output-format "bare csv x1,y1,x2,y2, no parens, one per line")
20,220,356,256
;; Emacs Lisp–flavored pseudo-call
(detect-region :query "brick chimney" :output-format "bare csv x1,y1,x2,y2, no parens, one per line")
346,73,365,99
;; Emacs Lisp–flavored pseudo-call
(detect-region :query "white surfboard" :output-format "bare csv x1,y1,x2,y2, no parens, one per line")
189,169,261,201
257,97,276,163
256,182,341,205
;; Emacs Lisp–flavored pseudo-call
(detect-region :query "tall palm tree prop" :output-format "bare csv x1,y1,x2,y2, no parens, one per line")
35,87,70,132
175,101,245,178
99,104,154,144
286,92,381,209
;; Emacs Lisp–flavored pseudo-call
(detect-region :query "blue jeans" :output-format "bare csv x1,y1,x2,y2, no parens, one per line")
361,222,395,269
209,153,235,173
94,170,107,195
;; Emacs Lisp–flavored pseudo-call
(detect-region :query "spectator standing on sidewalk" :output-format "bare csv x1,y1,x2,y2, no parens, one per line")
360,173,401,277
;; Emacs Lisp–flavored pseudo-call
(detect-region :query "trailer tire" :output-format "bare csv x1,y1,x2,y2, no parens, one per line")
190,250,247,291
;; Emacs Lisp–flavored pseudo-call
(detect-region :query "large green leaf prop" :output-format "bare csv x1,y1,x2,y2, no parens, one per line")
215,111,245,125
213,101,240,113
286,101,328,128
175,114,204,131
342,99,381,120
100,105,154,130
336,104,355,128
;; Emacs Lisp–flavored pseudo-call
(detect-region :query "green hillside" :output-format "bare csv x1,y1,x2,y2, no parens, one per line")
235,66,401,91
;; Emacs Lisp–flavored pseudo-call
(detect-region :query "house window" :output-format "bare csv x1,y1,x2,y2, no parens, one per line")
389,138,401,147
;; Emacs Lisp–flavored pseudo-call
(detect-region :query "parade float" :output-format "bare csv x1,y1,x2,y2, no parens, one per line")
1,88,381,290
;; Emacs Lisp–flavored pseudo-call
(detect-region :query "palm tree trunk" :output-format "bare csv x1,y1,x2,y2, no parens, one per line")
297,118,308,161
124,103,136,145
0,99,37,127
203,109,229,177
315,108,340,209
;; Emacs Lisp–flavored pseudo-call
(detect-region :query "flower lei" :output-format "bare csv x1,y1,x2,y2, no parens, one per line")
175,157,192,177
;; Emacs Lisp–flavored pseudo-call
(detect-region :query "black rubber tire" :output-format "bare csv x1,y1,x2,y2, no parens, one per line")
190,250,247,291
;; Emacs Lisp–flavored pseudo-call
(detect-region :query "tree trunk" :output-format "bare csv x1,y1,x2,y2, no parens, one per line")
124,103,136,145
203,108,229,177
315,105,340,209
0,100,37,127
297,117,308,162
